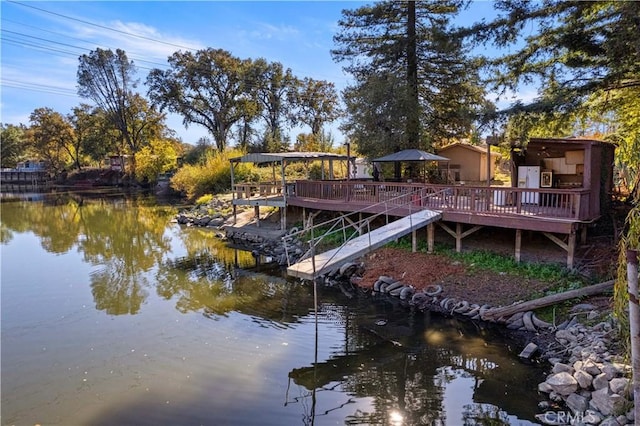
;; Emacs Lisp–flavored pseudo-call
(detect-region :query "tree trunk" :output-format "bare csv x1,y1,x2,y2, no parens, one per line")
482,280,615,321
627,249,639,423
405,0,419,147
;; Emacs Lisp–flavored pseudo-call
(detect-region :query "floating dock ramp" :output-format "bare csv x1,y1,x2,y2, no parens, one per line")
286,209,441,280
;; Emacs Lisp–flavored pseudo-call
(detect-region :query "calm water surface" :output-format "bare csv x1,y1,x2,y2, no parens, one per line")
1,191,545,425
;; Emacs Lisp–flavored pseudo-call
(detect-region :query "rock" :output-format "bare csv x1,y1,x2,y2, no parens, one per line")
590,387,626,416
556,329,577,342
552,362,574,375
601,363,620,380
627,409,635,422
582,359,602,376
581,411,603,424
573,369,593,389
593,372,609,390
519,342,538,359
566,392,589,414
571,303,597,313
546,372,578,396
538,381,553,393
609,377,630,397
616,415,629,425
587,310,600,320
598,417,620,426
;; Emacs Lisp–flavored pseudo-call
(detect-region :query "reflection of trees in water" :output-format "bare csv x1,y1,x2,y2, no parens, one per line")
1,193,176,315
288,301,544,425
156,251,317,325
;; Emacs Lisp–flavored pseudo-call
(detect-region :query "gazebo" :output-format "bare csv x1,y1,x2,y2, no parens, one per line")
372,149,450,182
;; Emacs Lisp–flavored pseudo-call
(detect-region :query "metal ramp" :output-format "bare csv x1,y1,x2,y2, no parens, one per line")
286,209,441,280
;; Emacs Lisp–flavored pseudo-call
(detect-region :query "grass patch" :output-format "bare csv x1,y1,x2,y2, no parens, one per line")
387,237,586,287
299,224,360,253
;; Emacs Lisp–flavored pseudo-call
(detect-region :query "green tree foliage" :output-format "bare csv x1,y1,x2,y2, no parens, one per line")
294,130,335,152
135,138,181,183
77,107,120,166
333,0,486,158
467,0,640,115
25,107,75,175
68,104,105,171
147,48,260,152
0,123,26,168
253,59,298,149
294,77,340,137
77,48,146,174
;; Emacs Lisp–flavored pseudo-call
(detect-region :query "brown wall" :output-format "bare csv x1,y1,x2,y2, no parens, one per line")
438,145,495,181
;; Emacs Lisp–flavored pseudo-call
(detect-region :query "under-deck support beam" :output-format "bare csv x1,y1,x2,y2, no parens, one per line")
438,222,483,253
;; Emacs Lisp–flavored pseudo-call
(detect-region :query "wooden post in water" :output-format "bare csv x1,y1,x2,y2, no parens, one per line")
627,249,639,423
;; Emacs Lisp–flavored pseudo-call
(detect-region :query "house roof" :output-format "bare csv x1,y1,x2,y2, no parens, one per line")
438,142,500,156
372,149,449,163
230,151,348,164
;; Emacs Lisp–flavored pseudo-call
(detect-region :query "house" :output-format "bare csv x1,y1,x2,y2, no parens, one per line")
436,143,499,183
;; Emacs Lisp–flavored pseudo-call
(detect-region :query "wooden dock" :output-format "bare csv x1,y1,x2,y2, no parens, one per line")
286,209,442,280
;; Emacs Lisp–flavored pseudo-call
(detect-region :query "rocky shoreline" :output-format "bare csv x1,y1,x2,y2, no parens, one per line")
175,197,635,425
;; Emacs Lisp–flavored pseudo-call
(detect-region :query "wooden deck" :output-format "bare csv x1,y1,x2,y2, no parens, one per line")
286,181,591,234
231,180,596,268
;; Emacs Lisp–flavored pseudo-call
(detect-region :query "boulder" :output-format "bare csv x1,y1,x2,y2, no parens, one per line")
552,362,574,375
573,369,593,390
545,372,578,396
592,372,609,390
581,359,602,376
590,387,626,417
609,377,630,397
565,392,589,414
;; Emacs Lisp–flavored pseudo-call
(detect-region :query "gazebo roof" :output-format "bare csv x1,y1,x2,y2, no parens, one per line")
372,149,449,163
230,151,348,164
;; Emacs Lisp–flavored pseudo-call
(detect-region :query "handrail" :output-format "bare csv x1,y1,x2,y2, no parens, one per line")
283,188,444,272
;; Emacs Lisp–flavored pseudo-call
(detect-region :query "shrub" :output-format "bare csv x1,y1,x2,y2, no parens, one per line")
170,148,257,201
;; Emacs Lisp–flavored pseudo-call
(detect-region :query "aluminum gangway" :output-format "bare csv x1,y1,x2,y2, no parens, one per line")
285,190,443,280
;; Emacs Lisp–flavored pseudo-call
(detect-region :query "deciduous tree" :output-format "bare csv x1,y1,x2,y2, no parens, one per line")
147,48,260,152
77,48,146,175
0,123,26,168
25,107,74,175
294,77,340,137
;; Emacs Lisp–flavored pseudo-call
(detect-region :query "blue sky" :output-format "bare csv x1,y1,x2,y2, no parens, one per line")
1,1,529,145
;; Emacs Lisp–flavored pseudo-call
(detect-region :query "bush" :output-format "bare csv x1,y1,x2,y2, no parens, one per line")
195,194,213,206
170,148,257,201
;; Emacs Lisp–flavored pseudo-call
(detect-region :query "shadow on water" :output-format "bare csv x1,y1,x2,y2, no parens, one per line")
1,192,546,425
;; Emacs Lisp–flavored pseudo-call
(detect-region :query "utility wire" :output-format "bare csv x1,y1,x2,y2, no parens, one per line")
7,0,200,52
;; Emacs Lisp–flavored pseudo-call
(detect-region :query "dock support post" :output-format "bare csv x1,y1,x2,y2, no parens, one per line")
280,207,286,230
580,225,587,244
254,205,260,227
456,223,462,252
567,229,576,269
515,229,522,263
233,205,237,224
412,229,417,252
427,223,434,253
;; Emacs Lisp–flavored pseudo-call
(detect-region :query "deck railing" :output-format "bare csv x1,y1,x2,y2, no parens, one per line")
233,182,282,200
292,180,591,221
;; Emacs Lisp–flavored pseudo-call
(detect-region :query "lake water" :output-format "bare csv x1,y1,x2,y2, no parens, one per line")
1,191,545,425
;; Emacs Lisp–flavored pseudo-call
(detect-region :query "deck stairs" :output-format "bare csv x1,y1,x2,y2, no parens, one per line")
285,190,443,280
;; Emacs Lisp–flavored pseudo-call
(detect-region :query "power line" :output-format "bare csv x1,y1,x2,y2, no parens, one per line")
7,0,200,52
